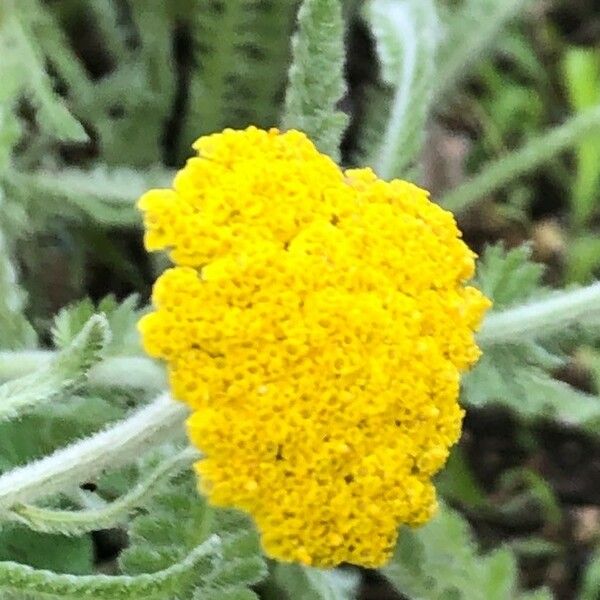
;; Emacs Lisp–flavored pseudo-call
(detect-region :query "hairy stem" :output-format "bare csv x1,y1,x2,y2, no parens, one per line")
478,283,600,346
0,352,165,389
4,447,199,535
0,535,220,599
0,394,188,509
441,105,600,214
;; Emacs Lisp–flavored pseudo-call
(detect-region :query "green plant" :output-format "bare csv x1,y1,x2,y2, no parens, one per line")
562,47,600,283
1,0,600,598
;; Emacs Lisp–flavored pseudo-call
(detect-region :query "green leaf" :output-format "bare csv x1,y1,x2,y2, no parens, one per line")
0,394,124,474
5,448,198,537
39,0,175,166
273,563,359,600
0,221,36,350
0,534,221,599
434,0,533,102
120,472,267,599
0,315,109,422
52,296,142,356
463,357,600,431
464,244,600,429
0,527,93,575
563,48,600,228
436,447,487,509
0,0,86,142
474,244,545,310
382,505,551,600
180,1,297,158
579,546,600,600
566,234,600,284
507,537,561,560
4,167,173,228
360,0,439,179
282,0,348,161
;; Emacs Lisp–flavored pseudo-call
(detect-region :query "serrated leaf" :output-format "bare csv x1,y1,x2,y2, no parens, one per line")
382,505,551,600
360,0,439,179
466,244,600,429
282,0,348,161
463,357,600,431
180,1,297,159
0,314,109,422
4,448,196,537
0,534,222,599
474,244,545,309
120,472,267,599
52,296,142,355
0,0,86,142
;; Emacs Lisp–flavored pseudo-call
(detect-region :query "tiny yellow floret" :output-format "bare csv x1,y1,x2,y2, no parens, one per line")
138,126,491,568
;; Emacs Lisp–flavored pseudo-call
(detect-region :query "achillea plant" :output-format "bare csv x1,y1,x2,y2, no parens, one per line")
2,0,600,597
138,126,491,567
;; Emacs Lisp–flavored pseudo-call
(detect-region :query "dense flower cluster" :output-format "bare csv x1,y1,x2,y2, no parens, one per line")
138,126,490,567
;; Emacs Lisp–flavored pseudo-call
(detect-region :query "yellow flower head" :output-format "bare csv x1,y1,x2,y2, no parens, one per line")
138,126,491,568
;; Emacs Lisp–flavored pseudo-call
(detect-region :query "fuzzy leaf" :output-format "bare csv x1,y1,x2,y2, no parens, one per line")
382,505,551,600
52,296,142,356
464,244,600,429
282,0,348,161
42,0,175,166
474,244,545,309
463,355,600,431
0,221,36,350
180,1,298,158
0,535,221,599
360,0,439,179
5,167,173,228
120,472,267,599
4,448,197,537
0,527,93,575
0,395,124,474
0,0,86,142
0,315,109,422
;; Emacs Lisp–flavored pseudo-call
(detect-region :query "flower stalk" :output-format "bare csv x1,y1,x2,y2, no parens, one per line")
4,447,199,535
477,282,600,346
0,393,188,510
0,352,165,389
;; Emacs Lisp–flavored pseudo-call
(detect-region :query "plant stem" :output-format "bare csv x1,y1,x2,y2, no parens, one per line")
0,535,220,599
0,352,166,389
478,282,600,346
0,393,188,510
441,105,600,214
5,447,199,535
0,351,52,380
